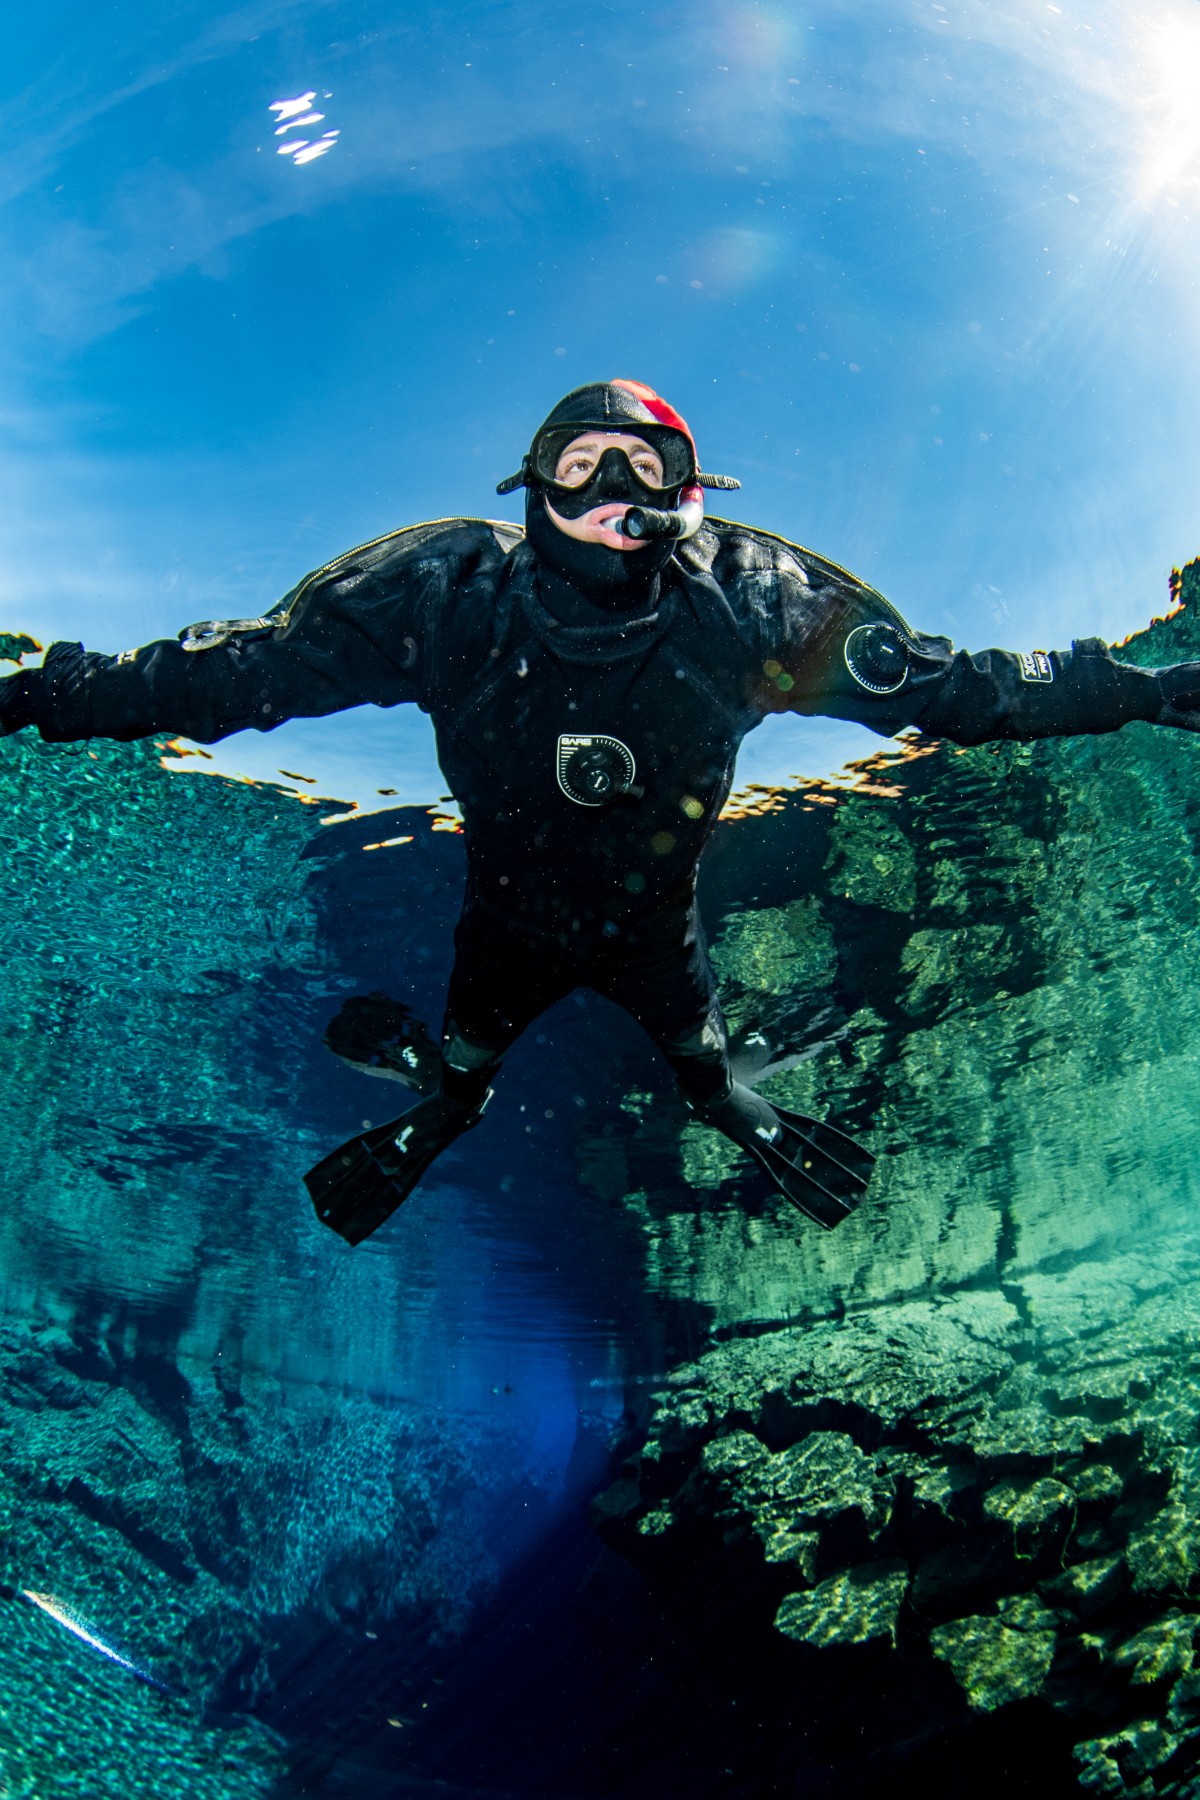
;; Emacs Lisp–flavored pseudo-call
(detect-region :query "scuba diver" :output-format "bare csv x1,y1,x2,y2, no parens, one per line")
4,377,1200,1244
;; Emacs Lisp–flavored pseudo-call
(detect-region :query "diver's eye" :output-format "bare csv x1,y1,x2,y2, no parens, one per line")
632,455,664,485
556,454,596,486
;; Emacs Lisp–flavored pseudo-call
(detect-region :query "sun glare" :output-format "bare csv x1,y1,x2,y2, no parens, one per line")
1135,9,1200,201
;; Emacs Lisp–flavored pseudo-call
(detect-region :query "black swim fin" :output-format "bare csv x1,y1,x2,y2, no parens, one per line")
305,1090,491,1246
322,991,441,1094
695,1082,874,1228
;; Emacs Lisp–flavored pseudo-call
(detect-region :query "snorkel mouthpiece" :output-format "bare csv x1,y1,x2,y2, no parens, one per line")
619,486,706,543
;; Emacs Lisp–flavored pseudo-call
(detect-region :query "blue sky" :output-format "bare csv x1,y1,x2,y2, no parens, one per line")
4,0,1200,807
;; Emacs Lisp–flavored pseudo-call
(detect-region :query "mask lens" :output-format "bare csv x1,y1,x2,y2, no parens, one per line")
532,425,694,491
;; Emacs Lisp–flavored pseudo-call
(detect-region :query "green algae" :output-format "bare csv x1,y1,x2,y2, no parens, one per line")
711,897,837,995
776,1559,909,1649
930,1610,1057,1711
823,800,916,913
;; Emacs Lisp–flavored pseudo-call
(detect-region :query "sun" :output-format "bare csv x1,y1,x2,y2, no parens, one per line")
1135,6,1200,202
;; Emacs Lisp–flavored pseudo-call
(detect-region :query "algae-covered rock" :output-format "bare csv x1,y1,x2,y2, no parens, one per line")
981,1476,1076,1563
823,802,916,913
710,896,837,999
775,1558,909,1649
1126,1448,1200,1598
930,1610,1057,1711
680,1427,894,1576
1075,1719,1183,1794
1109,1613,1197,1689
1042,1554,1127,1622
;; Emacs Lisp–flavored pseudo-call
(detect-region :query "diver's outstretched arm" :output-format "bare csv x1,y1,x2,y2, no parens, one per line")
0,518,499,747
0,565,418,747
894,634,1185,746
759,550,1200,747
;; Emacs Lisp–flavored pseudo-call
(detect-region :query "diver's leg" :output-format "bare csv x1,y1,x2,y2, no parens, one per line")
603,903,874,1228
440,903,575,1102
307,905,574,1244
600,901,733,1105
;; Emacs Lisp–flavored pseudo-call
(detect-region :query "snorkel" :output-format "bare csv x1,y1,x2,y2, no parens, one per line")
618,483,707,542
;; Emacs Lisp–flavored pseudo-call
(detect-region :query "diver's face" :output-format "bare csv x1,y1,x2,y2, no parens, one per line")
544,432,664,552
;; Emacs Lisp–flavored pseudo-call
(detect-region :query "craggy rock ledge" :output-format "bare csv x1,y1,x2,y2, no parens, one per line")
595,1236,1200,1795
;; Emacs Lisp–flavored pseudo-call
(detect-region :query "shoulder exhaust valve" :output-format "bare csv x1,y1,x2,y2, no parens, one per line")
843,622,910,695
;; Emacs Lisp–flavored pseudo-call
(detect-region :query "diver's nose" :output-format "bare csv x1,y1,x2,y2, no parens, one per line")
590,448,640,501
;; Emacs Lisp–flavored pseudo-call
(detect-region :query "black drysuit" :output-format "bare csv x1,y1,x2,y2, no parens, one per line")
2,516,1195,1103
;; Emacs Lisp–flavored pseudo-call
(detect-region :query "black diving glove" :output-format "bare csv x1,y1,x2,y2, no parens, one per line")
1158,663,1200,730
0,669,38,737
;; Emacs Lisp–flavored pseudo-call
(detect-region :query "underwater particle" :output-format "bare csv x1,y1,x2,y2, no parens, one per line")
624,871,646,893
680,795,705,820
651,831,676,856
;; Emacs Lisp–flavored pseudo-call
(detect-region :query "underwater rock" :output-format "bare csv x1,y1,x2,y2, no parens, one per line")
1125,1449,1200,1599
981,1475,1076,1563
596,1218,1200,1786
596,564,1200,1792
929,1608,1057,1711
1043,1554,1129,1623
1075,1719,1182,1795
774,1558,909,1650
